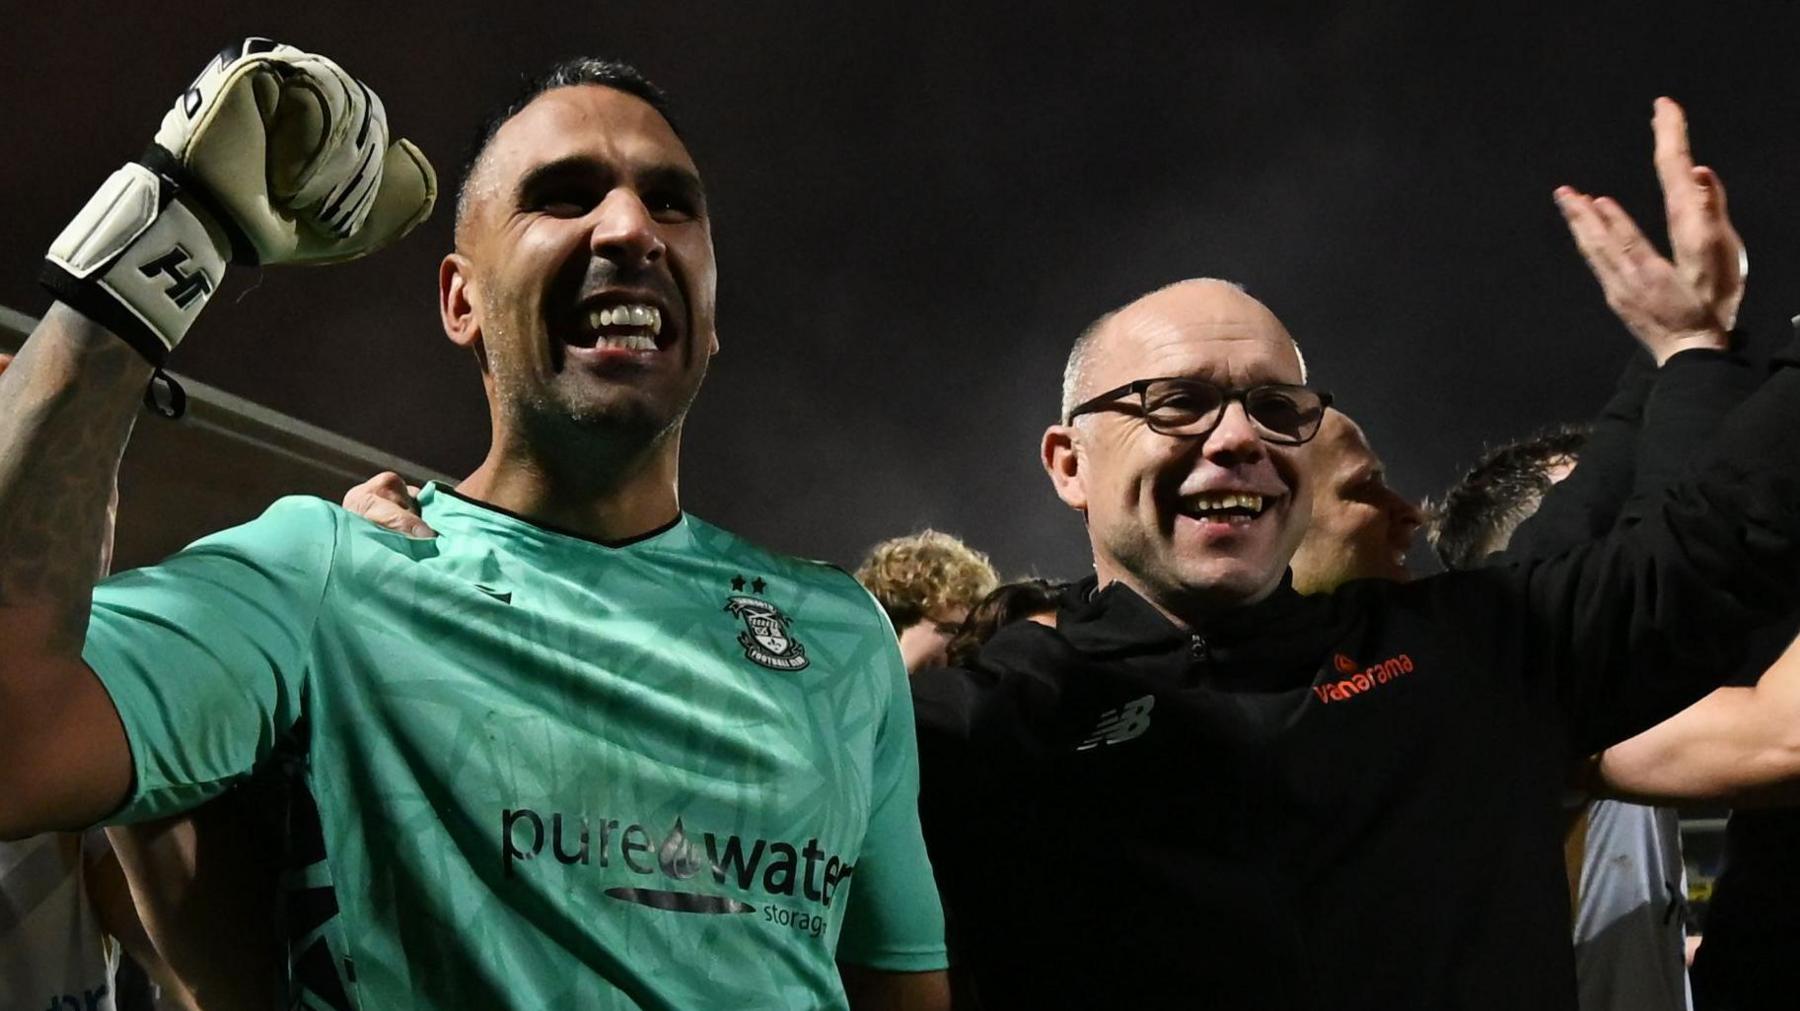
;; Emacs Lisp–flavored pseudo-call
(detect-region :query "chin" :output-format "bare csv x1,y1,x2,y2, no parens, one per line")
1173,561,1283,608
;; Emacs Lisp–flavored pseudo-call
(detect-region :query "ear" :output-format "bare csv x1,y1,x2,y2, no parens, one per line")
1042,423,1088,512
440,253,481,353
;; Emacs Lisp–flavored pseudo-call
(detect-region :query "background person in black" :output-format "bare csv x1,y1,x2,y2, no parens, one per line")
911,100,1795,1010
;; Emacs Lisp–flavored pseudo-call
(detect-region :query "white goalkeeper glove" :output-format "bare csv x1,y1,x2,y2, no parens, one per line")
41,38,436,381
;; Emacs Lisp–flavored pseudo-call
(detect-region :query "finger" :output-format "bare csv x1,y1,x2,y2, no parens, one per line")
342,481,435,538
363,139,437,251
1557,188,1627,277
1590,196,1663,270
1694,166,1750,284
351,497,437,539
1653,96,1698,220
1691,165,1729,217
0,353,12,377
1687,165,1748,285
344,470,414,509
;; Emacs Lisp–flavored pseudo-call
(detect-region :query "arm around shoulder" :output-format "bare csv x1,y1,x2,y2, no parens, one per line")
1598,629,1800,806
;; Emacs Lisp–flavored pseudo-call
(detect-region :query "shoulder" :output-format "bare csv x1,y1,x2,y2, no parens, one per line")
138,495,343,572
684,516,892,629
233,494,343,541
1324,565,1517,619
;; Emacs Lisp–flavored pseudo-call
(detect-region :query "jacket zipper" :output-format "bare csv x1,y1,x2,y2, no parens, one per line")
1190,634,1212,664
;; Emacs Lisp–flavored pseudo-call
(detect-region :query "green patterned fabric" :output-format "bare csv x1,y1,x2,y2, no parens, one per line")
84,484,945,1009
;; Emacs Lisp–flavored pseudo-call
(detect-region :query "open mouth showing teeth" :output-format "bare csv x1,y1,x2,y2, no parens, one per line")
571,302,665,352
1179,492,1269,523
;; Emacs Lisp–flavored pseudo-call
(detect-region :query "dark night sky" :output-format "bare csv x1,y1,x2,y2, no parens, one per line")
6,2,1800,578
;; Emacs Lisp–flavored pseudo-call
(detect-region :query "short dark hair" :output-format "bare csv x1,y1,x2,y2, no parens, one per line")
944,579,1068,668
1426,425,1591,571
455,57,679,236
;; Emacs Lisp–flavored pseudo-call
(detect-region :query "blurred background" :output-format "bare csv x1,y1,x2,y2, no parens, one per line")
4,0,1799,581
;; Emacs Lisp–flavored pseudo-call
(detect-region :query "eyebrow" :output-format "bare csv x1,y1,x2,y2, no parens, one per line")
513,155,707,209
638,164,708,209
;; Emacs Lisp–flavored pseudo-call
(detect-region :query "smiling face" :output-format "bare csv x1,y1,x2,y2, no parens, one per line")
1289,410,1423,593
1044,280,1313,616
442,84,717,451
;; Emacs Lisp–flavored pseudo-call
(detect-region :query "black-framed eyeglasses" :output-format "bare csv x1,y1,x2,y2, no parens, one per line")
1063,377,1333,446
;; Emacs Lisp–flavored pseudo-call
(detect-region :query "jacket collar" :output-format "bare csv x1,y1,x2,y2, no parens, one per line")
1057,571,1312,658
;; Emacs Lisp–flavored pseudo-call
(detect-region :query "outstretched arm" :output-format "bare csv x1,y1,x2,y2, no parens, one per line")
1596,630,1800,806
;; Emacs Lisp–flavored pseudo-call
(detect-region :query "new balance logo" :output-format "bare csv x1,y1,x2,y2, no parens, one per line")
1077,694,1155,751
139,245,213,309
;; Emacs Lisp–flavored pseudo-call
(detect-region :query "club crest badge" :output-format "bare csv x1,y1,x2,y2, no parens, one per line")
725,595,810,671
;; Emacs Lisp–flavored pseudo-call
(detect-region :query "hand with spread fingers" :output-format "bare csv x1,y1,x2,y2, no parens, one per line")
342,470,436,539
1555,97,1745,365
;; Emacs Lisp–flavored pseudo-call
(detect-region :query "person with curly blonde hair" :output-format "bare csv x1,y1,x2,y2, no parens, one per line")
855,530,999,674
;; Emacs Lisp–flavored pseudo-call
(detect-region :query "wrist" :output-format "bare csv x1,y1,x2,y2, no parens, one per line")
41,162,229,363
1652,328,1730,366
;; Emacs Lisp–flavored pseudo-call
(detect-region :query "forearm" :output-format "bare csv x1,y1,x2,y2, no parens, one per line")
1599,631,1800,805
1503,351,1649,559
1543,340,1800,753
1628,344,1758,510
840,965,952,1011
85,845,201,1010
0,303,148,834
0,303,149,644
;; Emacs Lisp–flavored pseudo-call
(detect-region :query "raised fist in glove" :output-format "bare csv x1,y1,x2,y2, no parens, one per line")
41,38,436,367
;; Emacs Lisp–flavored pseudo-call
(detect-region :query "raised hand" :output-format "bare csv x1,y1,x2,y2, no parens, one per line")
42,39,436,368
1653,97,1746,330
1555,97,1743,365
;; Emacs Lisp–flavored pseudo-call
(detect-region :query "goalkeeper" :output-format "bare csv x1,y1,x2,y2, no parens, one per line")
0,39,948,1010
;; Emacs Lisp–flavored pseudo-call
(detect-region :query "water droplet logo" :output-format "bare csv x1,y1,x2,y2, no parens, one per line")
658,818,708,880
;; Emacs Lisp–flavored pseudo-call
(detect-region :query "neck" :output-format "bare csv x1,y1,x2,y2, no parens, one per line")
458,422,682,544
1090,556,1281,631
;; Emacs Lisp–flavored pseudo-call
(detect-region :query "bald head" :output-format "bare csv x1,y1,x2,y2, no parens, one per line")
1043,277,1318,620
1062,279,1306,420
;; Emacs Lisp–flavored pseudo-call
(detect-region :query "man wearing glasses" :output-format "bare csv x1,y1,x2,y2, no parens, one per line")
911,269,1800,1009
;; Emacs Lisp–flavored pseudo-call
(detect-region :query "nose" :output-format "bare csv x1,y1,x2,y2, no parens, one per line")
589,188,665,271
1386,489,1425,543
1201,399,1266,465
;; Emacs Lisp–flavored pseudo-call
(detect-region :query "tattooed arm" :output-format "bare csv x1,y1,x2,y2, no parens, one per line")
0,305,152,837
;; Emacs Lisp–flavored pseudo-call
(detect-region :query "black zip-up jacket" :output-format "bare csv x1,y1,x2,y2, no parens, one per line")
913,342,1796,1010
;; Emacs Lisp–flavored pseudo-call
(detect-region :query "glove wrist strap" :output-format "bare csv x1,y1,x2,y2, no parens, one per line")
42,162,229,356
41,161,222,418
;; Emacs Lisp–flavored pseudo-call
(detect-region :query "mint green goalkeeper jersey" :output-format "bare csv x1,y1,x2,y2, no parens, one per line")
82,484,946,1010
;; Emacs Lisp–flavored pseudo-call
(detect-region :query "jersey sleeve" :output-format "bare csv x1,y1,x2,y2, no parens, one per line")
835,605,949,972
82,496,338,823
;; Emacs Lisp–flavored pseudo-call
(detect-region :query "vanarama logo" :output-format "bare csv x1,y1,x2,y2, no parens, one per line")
1313,652,1415,704
502,808,852,938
